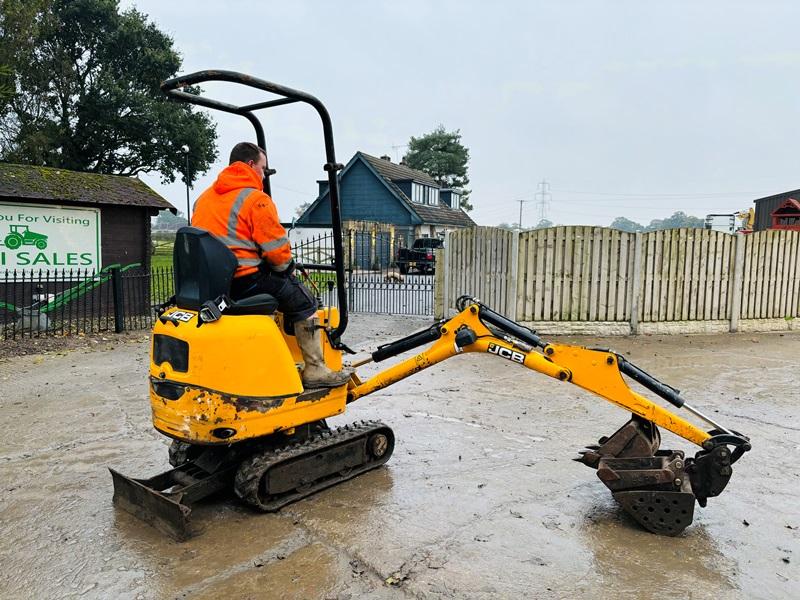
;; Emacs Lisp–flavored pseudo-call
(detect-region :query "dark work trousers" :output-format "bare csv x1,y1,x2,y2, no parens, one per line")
230,270,318,326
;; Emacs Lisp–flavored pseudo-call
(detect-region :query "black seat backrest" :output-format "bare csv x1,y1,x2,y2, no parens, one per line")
173,227,237,310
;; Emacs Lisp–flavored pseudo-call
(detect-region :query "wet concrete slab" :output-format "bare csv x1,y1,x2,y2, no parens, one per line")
0,315,798,599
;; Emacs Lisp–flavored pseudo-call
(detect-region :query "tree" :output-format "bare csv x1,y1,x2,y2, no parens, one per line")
295,201,311,218
403,125,471,211
0,0,43,105
0,65,12,103
646,211,704,231
610,216,644,232
153,209,188,231
497,222,520,230
0,0,217,184
533,219,554,229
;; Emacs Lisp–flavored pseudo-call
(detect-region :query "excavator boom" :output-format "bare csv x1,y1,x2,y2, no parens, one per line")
347,296,751,535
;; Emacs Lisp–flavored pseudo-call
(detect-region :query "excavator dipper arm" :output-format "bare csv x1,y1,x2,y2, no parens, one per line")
348,296,751,535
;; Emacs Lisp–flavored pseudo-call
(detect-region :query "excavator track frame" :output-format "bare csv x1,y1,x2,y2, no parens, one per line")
234,420,394,511
112,421,394,540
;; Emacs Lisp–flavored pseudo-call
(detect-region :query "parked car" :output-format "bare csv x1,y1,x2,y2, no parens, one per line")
395,238,443,274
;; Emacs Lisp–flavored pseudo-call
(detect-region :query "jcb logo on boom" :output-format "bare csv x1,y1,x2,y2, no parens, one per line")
487,343,526,364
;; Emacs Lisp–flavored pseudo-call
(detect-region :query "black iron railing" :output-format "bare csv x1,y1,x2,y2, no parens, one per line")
1,266,175,340
1,230,434,341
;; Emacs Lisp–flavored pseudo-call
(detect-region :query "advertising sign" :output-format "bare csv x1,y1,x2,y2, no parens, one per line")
0,202,101,273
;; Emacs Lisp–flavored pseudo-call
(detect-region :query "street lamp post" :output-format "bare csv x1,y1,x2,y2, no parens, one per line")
182,145,190,224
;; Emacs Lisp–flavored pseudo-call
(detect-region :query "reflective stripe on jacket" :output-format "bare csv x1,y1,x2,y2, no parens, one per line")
191,162,292,277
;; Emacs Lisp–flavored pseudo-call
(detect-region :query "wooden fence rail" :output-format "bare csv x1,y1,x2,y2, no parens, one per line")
439,226,800,333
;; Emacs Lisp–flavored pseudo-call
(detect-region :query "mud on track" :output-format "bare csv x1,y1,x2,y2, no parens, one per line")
0,315,798,599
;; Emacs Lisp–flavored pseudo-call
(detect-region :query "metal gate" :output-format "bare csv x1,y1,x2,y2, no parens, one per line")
291,228,433,316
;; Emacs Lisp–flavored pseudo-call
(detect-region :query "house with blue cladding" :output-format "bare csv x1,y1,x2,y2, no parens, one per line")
296,152,474,244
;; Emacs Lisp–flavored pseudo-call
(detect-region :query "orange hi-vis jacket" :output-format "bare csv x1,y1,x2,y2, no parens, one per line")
191,162,292,278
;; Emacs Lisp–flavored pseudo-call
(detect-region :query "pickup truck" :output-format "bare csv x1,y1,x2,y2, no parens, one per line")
395,238,443,274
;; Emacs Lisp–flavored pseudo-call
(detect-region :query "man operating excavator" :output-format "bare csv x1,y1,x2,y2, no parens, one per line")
191,141,351,388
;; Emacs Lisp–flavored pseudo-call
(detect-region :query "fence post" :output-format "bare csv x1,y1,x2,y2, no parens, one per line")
629,233,643,335
507,230,520,320
441,230,452,317
433,247,444,319
346,229,354,312
729,233,746,332
111,267,125,333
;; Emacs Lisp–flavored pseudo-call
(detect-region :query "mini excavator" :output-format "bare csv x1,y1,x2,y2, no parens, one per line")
110,71,751,540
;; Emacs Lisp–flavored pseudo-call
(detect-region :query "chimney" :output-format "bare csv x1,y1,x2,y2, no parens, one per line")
380,155,391,162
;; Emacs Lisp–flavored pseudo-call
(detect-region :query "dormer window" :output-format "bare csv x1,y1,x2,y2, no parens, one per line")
427,186,437,205
412,183,439,204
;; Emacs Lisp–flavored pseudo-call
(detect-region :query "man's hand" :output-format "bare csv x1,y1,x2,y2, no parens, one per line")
274,259,296,278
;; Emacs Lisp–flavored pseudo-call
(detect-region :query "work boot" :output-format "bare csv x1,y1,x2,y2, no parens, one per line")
294,317,353,388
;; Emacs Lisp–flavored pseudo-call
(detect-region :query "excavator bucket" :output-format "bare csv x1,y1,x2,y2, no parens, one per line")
576,416,743,535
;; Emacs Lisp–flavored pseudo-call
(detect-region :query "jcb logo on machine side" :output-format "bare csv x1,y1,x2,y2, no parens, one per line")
169,311,195,322
487,343,526,364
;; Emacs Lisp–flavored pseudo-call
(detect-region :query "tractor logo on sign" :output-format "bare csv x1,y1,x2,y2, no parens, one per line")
3,225,49,250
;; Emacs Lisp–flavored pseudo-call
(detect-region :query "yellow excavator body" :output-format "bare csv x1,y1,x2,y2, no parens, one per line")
149,306,346,444
109,70,751,542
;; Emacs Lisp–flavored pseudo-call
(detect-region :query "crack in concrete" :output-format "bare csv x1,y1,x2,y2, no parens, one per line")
276,508,425,599
170,527,312,598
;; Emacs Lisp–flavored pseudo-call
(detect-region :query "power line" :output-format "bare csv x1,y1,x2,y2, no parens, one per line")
272,183,316,197
550,187,774,198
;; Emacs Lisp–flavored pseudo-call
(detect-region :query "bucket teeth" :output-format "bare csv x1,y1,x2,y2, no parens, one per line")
574,449,600,467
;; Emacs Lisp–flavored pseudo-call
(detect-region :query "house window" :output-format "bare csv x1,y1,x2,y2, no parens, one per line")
451,193,460,209
427,186,437,205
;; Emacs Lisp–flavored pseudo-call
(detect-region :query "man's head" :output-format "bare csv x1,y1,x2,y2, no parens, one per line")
230,142,267,178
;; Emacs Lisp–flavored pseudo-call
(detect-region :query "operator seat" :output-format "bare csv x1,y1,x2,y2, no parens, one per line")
173,226,278,315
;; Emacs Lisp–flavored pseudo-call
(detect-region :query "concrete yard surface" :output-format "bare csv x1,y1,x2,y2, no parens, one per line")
0,315,798,599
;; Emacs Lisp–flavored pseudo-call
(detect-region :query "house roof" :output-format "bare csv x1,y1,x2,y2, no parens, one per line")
771,198,800,214
358,153,474,227
409,202,475,227
754,188,800,204
0,163,175,211
299,152,474,227
359,152,440,187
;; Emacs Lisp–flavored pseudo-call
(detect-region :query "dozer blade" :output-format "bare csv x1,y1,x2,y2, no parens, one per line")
110,449,238,541
110,468,194,541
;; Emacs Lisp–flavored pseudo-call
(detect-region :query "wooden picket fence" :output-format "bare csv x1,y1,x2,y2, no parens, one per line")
439,226,800,331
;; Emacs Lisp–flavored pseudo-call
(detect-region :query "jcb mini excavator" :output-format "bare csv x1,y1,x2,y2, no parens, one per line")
110,71,752,540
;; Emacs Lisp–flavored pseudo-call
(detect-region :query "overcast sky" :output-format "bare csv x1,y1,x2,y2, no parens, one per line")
121,0,800,228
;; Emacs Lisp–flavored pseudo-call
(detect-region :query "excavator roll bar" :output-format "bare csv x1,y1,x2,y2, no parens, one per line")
160,70,349,345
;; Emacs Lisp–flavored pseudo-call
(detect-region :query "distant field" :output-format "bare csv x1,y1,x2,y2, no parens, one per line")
149,242,338,297
151,243,173,269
